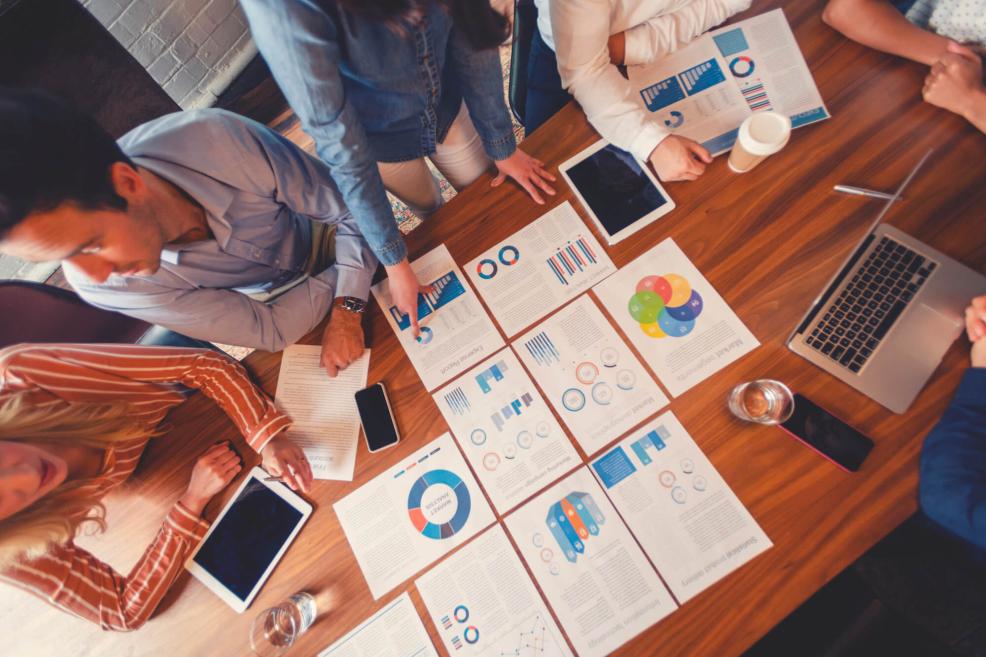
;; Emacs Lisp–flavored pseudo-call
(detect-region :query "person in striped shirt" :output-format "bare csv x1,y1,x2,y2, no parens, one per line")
0,343,312,631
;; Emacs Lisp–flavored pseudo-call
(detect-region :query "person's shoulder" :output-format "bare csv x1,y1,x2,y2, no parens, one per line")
118,109,274,159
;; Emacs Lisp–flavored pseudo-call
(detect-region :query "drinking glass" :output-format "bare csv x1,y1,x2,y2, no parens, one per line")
728,380,794,424
250,592,317,657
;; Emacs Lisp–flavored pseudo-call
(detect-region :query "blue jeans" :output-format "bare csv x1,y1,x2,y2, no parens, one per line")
524,30,571,134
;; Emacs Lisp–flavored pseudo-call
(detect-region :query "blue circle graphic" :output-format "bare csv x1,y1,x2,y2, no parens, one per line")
407,469,472,539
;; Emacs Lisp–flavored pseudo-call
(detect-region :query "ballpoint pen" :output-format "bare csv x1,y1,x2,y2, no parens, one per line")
833,184,901,201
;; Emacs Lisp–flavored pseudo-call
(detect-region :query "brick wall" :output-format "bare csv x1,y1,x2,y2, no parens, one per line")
82,0,256,109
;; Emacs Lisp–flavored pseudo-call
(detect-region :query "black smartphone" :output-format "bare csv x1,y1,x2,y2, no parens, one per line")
779,394,874,472
355,383,400,453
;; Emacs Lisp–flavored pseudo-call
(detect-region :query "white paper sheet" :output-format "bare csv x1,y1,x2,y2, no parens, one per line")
371,244,505,391
334,433,496,599
433,348,578,513
514,296,669,455
273,345,369,481
415,525,574,657
464,202,616,337
318,591,438,657
590,412,772,603
627,8,829,155
593,238,759,397
504,467,677,656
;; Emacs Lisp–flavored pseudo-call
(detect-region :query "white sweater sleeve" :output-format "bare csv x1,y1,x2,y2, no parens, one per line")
623,0,753,66
550,0,670,161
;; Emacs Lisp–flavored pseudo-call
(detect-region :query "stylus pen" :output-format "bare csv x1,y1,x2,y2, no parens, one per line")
833,184,901,201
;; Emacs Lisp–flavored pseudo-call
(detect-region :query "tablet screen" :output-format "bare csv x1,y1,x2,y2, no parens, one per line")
192,478,304,601
565,144,669,238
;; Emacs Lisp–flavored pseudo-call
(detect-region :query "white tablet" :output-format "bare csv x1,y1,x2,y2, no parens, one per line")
560,139,675,245
186,467,312,613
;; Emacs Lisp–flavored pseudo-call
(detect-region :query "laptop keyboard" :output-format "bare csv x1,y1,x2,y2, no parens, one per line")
805,236,937,373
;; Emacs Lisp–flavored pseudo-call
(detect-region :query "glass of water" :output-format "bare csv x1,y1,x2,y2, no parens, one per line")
250,592,317,657
728,379,794,424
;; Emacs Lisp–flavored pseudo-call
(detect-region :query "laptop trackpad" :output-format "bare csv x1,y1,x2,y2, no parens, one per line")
886,304,963,377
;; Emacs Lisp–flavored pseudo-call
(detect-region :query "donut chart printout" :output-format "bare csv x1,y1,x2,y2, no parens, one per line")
333,433,495,599
464,202,616,338
415,525,574,657
504,467,677,656
433,348,579,513
372,244,505,391
593,238,759,397
590,411,772,603
514,296,669,456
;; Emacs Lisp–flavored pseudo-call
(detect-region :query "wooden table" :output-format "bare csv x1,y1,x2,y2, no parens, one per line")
3,2,984,655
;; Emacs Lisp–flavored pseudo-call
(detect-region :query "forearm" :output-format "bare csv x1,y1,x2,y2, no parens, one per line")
963,86,986,133
822,0,949,65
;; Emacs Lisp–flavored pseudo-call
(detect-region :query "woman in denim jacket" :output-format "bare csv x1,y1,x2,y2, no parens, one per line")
241,0,556,332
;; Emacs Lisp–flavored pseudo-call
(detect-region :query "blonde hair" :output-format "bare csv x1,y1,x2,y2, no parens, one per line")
0,392,153,567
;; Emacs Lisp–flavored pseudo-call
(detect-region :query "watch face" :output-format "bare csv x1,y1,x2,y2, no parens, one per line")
342,297,366,313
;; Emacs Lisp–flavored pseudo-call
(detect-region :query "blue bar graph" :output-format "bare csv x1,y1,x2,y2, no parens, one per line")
678,59,726,96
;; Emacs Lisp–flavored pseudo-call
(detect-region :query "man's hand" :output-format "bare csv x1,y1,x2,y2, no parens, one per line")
386,260,427,337
648,135,713,181
965,295,986,368
491,148,557,205
261,436,313,493
923,43,986,122
607,31,626,65
178,442,242,515
321,303,365,377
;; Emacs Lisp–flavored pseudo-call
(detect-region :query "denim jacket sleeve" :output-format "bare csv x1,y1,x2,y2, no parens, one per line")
919,367,986,551
445,26,517,162
239,0,407,267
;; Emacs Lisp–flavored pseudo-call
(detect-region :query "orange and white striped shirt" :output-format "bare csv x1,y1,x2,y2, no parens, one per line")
0,343,292,631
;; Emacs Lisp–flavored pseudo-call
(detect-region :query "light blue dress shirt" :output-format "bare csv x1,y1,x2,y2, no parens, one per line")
66,109,377,352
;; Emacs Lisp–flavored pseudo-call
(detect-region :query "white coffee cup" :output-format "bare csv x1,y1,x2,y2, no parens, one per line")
728,112,792,173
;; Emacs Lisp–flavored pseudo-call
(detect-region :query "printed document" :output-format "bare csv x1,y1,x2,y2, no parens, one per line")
372,244,504,391
464,202,616,337
416,525,574,657
627,8,829,154
273,345,369,480
590,412,772,603
593,238,759,397
318,592,438,657
514,296,668,455
433,348,578,513
504,467,677,656
334,433,495,599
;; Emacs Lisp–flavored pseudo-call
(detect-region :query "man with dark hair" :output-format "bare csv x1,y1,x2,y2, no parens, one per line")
0,90,376,377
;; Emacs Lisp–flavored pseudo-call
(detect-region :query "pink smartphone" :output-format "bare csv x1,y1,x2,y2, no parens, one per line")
778,394,874,472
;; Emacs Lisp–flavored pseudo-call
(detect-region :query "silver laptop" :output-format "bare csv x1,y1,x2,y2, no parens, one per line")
787,150,986,413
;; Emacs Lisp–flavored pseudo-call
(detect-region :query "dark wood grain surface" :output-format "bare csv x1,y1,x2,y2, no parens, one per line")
2,1,984,655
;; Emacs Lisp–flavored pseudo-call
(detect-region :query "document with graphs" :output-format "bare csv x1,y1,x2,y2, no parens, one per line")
372,244,504,391
504,467,677,656
514,296,668,455
334,433,495,599
464,202,615,338
593,238,759,397
416,525,574,657
433,348,578,513
627,9,829,155
590,412,772,603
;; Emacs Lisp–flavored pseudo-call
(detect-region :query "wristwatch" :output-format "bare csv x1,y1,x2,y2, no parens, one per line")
334,296,367,314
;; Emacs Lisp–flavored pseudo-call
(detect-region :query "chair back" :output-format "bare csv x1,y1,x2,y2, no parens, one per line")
508,0,539,125
0,281,150,348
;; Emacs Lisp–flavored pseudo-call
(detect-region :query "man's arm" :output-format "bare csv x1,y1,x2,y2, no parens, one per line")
822,0,950,66
919,367,986,551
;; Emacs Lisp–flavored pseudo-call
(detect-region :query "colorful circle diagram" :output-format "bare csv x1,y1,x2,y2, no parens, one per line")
416,326,434,344
729,56,755,78
628,274,703,339
498,245,520,266
562,388,586,412
476,259,497,280
407,469,471,539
